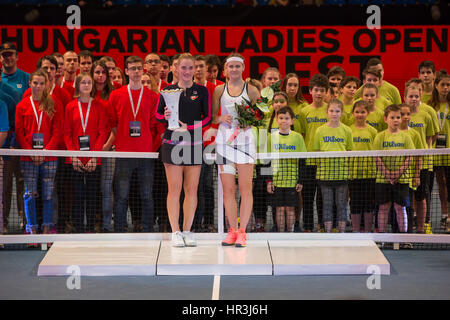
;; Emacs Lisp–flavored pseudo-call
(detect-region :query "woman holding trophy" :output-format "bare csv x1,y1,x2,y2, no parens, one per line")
155,53,211,247
212,53,261,248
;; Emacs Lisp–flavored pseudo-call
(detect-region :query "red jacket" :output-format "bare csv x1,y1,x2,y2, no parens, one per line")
24,85,72,111
108,85,161,152
15,96,63,161
64,98,109,165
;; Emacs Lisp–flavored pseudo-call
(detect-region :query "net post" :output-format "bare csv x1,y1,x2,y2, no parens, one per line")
217,166,224,236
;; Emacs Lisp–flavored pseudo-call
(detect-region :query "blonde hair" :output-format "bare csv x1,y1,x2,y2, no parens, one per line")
30,69,55,119
261,67,281,87
142,72,159,94
177,53,195,64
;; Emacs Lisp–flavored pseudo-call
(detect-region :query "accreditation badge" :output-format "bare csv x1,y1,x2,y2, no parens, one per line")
32,133,44,149
436,134,447,148
78,135,91,151
129,121,141,137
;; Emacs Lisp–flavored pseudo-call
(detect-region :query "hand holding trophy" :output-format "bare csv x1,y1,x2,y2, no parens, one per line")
161,88,185,131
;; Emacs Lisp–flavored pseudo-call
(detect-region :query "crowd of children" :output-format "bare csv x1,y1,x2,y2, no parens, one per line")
0,40,449,245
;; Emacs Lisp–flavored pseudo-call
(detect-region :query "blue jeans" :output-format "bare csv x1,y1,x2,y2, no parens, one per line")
21,160,57,233
113,158,154,233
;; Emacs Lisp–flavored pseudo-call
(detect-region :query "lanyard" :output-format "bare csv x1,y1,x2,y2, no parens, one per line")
127,85,143,121
78,98,92,134
438,103,448,131
61,77,75,88
29,96,43,132
50,83,55,95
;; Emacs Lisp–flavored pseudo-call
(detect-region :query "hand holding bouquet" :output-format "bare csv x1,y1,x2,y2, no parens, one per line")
226,97,269,145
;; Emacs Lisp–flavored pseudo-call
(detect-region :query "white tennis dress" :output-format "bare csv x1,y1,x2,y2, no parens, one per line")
216,82,256,164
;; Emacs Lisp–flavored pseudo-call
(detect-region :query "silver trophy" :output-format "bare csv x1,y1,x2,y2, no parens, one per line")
161,88,184,130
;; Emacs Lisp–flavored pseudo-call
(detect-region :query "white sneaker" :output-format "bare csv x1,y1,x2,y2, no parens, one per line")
171,231,185,247
182,231,197,247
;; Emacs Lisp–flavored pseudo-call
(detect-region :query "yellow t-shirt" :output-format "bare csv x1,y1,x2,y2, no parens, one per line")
373,130,415,184
269,130,307,188
342,103,354,126
350,124,378,180
300,103,329,166
403,128,424,190
355,80,402,105
266,104,303,134
313,123,354,181
434,102,450,167
347,106,386,132
409,109,434,171
300,103,329,151
375,96,392,111
419,102,439,140
421,93,432,104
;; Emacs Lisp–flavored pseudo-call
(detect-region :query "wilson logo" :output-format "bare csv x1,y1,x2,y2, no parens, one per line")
323,136,344,143
306,117,327,124
354,137,371,143
274,144,296,150
383,141,405,148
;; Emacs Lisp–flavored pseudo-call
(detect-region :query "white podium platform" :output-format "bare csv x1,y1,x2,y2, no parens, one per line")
157,240,272,275
37,241,160,276
269,240,390,275
37,239,390,276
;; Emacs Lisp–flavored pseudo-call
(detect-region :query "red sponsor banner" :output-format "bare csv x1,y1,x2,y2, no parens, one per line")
1,25,448,93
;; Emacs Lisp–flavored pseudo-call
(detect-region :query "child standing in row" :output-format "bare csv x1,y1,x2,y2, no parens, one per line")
349,101,377,233
314,99,353,233
339,76,360,126
373,104,414,233
299,74,329,232
399,103,423,233
267,106,306,232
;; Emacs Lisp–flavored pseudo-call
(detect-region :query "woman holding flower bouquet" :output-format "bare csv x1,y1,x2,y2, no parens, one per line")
212,53,262,247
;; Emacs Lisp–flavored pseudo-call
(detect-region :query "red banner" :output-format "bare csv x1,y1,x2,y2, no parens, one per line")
1,25,448,93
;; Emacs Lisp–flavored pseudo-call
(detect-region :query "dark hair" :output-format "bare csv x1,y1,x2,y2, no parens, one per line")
362,67,382,81
429,69,450,110
194,55,206,63
339,76,361,89
51,52,63,59
91,59,114,100
78,50,93,61
159,54,170,64
405,78,422,90
398,103,411,110
326,66,346,79
418,60,436,73
171,54,181,65
205,54,222,68
268,92,289,132
384,104,401,117
366,57,382,68
125,56,143,69
309,73,329,91
37,55,58,69
276,106,295,119
352,100,370,113
281,73,306,104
